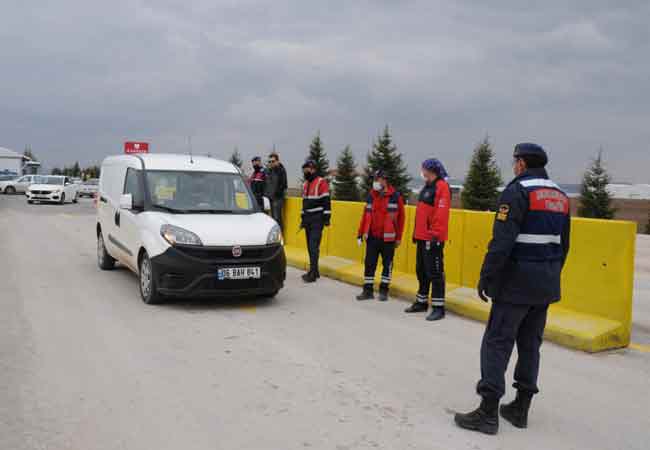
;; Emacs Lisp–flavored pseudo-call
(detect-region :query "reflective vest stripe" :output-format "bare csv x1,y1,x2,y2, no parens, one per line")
305,207,324,213
519,179,562,190
515,234,561,245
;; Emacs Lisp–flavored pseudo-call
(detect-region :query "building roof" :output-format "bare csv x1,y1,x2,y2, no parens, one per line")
0,147,24,159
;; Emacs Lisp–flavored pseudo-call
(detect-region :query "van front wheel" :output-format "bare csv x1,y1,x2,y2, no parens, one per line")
139,251,162,305
97,231,115,270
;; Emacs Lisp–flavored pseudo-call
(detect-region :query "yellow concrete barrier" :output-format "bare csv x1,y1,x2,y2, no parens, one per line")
281,197,636,352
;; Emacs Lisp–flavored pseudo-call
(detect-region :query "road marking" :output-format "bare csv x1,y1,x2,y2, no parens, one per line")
629,343,650,353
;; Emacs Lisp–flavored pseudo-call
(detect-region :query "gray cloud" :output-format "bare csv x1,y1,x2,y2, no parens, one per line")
0,0,648,183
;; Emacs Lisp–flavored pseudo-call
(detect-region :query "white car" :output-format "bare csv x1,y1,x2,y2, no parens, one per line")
79,178,99,197
26,175,80,204
0,174,38,194
95,153,286,304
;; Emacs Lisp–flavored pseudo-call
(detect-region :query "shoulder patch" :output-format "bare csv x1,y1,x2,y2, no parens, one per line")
496,204,510,222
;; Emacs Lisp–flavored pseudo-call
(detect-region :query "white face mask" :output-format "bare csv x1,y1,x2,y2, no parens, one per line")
372,181,383,191
420,172,427,180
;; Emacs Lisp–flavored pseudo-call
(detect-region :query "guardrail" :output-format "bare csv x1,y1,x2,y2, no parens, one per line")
282,197,636,352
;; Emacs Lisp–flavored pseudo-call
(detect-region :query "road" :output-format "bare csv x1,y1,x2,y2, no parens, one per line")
1,194,649,450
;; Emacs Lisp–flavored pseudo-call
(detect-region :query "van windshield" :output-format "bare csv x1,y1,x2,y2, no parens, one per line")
146,171,257,214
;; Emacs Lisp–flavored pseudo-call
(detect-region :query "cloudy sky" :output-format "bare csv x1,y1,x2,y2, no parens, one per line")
1,1,649,183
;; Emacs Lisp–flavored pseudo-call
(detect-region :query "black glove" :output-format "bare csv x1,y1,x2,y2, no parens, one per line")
324,220,331,227
477,278,491,302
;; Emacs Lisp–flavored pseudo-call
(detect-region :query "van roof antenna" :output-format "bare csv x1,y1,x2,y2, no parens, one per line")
188,136,194,164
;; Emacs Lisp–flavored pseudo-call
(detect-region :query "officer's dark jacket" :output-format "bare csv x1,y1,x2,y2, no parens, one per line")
480,168,571,305
301,176,331,226
265,163,288,200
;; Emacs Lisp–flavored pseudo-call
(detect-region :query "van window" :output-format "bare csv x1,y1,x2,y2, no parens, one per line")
146,171,256,214
124,168,144,209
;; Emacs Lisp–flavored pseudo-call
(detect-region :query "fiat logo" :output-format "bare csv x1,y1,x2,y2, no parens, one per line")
232,245,242,258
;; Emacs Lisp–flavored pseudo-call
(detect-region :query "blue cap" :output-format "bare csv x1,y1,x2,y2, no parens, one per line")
302,159,316,169
514,143,548,166
422,158,449,179
251,156,261,162
373,169,387,179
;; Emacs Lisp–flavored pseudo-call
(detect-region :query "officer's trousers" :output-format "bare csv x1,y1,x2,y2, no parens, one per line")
363,236,395,293
271,198,285,231
477,302,549,400
304,222,324,274
415,240,445,306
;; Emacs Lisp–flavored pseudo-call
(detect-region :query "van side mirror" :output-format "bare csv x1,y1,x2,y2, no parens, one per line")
120,193,133,210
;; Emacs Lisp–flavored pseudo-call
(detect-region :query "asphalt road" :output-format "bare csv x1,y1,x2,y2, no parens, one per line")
1,194,649,450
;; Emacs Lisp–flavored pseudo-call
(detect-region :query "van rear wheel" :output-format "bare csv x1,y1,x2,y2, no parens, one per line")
97,231,115,270
139,251,162,305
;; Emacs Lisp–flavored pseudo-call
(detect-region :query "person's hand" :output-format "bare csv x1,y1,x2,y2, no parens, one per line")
357,237,363,247
363,233,368,242
477,279,491,302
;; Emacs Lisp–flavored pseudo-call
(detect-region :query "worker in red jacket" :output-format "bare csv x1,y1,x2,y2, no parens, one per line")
300,159,331,283
404,158,451,321
356,170,406,302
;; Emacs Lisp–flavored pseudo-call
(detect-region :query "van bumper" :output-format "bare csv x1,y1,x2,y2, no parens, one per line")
150,244,286,298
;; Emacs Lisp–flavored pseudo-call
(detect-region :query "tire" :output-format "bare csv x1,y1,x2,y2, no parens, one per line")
59,193,65,205
72,193,78,204
5,186,15,195
261,290,279,299
97,231,116,270
139,251,162,304
27,200,33,204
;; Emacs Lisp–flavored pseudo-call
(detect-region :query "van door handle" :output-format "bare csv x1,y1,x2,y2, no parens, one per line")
114,211,120,227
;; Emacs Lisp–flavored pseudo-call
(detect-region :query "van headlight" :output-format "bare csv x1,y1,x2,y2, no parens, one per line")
160,224,203,246
267,224,283,245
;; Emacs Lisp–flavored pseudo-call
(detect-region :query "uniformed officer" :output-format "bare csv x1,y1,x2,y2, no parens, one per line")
356,170,406,302
249,156,266,209
455,143,571,435
300,159,331,283
404,159,451,321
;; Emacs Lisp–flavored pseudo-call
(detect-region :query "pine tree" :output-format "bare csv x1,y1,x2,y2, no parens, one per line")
72,161,81,177
461,137,503,211
578,150,616,219
307,132,330,178
333,146,361,201
361,126,411,198
229,147,243,169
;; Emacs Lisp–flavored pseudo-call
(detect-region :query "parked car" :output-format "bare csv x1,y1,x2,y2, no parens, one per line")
96,154,286,304
79,178,99,197
0,174,18,182
26,176,79,204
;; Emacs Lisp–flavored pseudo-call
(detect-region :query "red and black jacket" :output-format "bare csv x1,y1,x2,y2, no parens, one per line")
301,176,331,226
357,185,405,242
249,168,266,202
413,178,451,242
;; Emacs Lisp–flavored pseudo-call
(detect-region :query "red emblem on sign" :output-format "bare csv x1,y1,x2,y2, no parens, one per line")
124,142,149,154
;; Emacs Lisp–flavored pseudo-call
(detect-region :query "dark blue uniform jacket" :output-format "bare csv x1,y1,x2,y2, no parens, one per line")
480,168,571,305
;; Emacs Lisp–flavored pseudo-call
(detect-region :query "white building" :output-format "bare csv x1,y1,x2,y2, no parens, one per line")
0,146,40,176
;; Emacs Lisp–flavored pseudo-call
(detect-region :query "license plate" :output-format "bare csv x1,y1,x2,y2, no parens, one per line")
217,267,261,280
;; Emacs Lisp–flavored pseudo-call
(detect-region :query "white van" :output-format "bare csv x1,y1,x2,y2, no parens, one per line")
96,154,286,304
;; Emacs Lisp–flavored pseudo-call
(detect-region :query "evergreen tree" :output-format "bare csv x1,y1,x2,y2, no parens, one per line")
461,137,503,211
307,132,330,178
51,167,62,175
361,126,411,198
229,147,243,169
72,161,81,177
333,146,361,201
578,150,616,219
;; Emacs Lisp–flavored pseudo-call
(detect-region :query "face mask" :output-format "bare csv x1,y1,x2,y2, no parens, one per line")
304,171,314,181
372,181,383,191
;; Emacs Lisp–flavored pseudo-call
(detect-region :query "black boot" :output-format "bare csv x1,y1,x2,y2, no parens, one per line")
454,398,499,435
302,271,317,283
500,391,533,429
404,301,428,313
426,306,445,321
356,287,374,301
378,286,389,302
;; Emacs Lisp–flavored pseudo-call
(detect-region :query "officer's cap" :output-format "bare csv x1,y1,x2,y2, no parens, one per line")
513,143,548,167
373,169,387,179
302,159,316,169
251,156,261,162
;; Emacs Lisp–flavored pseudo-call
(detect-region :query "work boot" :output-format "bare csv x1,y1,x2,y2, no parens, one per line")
378,289,389,302
426,306,445,321
500,391,533,429
302,271,318,283
454,398,499,435
356,288,374,301
404,301,428,313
